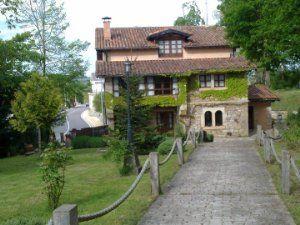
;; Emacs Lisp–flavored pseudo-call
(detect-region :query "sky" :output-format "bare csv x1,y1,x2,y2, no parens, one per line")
0,0,219,77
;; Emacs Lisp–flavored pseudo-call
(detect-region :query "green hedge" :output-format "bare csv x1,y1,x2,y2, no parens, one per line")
71,136,107,149
157,137,175,155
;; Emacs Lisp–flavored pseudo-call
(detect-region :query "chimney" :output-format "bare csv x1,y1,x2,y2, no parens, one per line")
102,17,111,40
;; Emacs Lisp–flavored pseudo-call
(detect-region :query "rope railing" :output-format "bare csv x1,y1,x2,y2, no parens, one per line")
78,158,150,222
291,157,300,182
257,125,300,195
159,140,177,166
51,127,203,225
183,129,192,146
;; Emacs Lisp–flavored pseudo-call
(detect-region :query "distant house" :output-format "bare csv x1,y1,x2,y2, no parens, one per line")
94,17,279,137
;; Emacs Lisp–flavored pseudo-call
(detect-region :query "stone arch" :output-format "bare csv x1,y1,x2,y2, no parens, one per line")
204,111,212,127
215,110,223,126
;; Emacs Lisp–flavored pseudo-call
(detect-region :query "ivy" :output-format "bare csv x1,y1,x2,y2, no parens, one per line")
140,78,187,107
196,74,248,100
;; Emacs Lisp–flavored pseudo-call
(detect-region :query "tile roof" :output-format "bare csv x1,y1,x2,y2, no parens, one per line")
95,26,229,50
248,84,279,101
96,57,252,77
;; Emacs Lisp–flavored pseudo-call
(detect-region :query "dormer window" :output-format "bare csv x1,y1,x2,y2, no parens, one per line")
158,40,182,57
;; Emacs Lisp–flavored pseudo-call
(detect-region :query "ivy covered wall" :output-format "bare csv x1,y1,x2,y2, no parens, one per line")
102,70,248,111
189,71,248,101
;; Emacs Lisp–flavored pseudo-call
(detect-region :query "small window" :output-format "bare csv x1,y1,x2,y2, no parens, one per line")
158,40,182,57
214,74,225,87
154,77,172,95
215,111,223,126
113,77,119,97
204,111,212,127
200,75,211,88
156,111,174,132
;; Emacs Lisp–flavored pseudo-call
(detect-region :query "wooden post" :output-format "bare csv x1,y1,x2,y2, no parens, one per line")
193,128,197,148
53,204,78,225
265,137,271,163
176,138,184,165
281,150,290,194
149,152,160,197
257,125,262,145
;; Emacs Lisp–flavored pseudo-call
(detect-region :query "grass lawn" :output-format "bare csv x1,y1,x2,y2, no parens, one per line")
0,146,194,225
257,141,300,224
272,89,300,112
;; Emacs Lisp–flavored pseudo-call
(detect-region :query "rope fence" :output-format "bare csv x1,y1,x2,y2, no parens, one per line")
257,125,300,195
50,127,203,225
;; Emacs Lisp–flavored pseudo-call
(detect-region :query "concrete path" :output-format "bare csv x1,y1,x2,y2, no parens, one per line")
139,138,295,225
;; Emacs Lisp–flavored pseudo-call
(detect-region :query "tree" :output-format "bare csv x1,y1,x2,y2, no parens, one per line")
105,76,154,174
0,33,39,156
218,0,300,84
10,73,63,151
17,0,89,76
174,0,205,26
0,0,19,27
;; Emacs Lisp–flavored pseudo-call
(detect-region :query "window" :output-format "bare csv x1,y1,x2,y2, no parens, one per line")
146,76,155,96
215,111,223,126
158,40,182,56
154,77,172,95
200,75,211,88
156,111,174,131
204,111,212,127
214,74,225,87
113,77,119,97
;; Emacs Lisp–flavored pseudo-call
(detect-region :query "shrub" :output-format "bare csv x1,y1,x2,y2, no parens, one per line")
157,137,175,155
71,136,107,149
41,143,71,209
174,121,186,139
103,137,132,175
135,128,165,155
283,108,300,150
203,132,214,142
3,218,45,225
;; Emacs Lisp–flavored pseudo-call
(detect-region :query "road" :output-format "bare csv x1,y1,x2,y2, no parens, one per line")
139,137,295,225
52,105,90,140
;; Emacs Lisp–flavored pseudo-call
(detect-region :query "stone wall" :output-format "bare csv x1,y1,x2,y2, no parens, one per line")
186,99,249,137
249,102,272,131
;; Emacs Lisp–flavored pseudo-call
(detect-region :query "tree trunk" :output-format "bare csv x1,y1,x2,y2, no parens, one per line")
37,126,42,152
264,70,270,87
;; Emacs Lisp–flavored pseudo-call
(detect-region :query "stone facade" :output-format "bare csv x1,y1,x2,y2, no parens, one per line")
187,100,249,137
249,102,272,131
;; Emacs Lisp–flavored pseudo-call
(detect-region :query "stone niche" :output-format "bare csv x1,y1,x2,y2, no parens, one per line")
190,100,249,137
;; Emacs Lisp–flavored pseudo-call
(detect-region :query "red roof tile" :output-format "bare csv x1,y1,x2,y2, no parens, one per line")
248,84,279,101
95,26,229,50
96,57,251,77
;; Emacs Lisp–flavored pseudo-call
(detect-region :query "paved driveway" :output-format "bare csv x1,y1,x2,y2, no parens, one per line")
139,138,295,225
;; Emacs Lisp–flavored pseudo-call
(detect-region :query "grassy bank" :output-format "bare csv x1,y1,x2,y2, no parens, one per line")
0,146,194,225
257,141,300,224
272,89,300,112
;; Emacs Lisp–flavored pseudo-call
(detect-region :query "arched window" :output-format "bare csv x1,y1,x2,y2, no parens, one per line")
215,110,223,126
204,111,212,127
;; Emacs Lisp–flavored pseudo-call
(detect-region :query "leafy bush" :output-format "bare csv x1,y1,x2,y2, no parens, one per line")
103,137,132,175
134,127,165,155
3,218,45,225
157,137,175,155
41,143,71,209
71,136,107,149
283,108,300,150
174,122,186,139
204,132,214,142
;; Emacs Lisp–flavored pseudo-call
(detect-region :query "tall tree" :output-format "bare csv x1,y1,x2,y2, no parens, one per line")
0,33,39,156
10,73,64,151
174,0,205,26
0,0,19,27
218,0,300,84
17,0,89,76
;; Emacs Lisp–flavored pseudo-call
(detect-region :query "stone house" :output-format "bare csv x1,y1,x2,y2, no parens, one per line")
94,17,279,137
